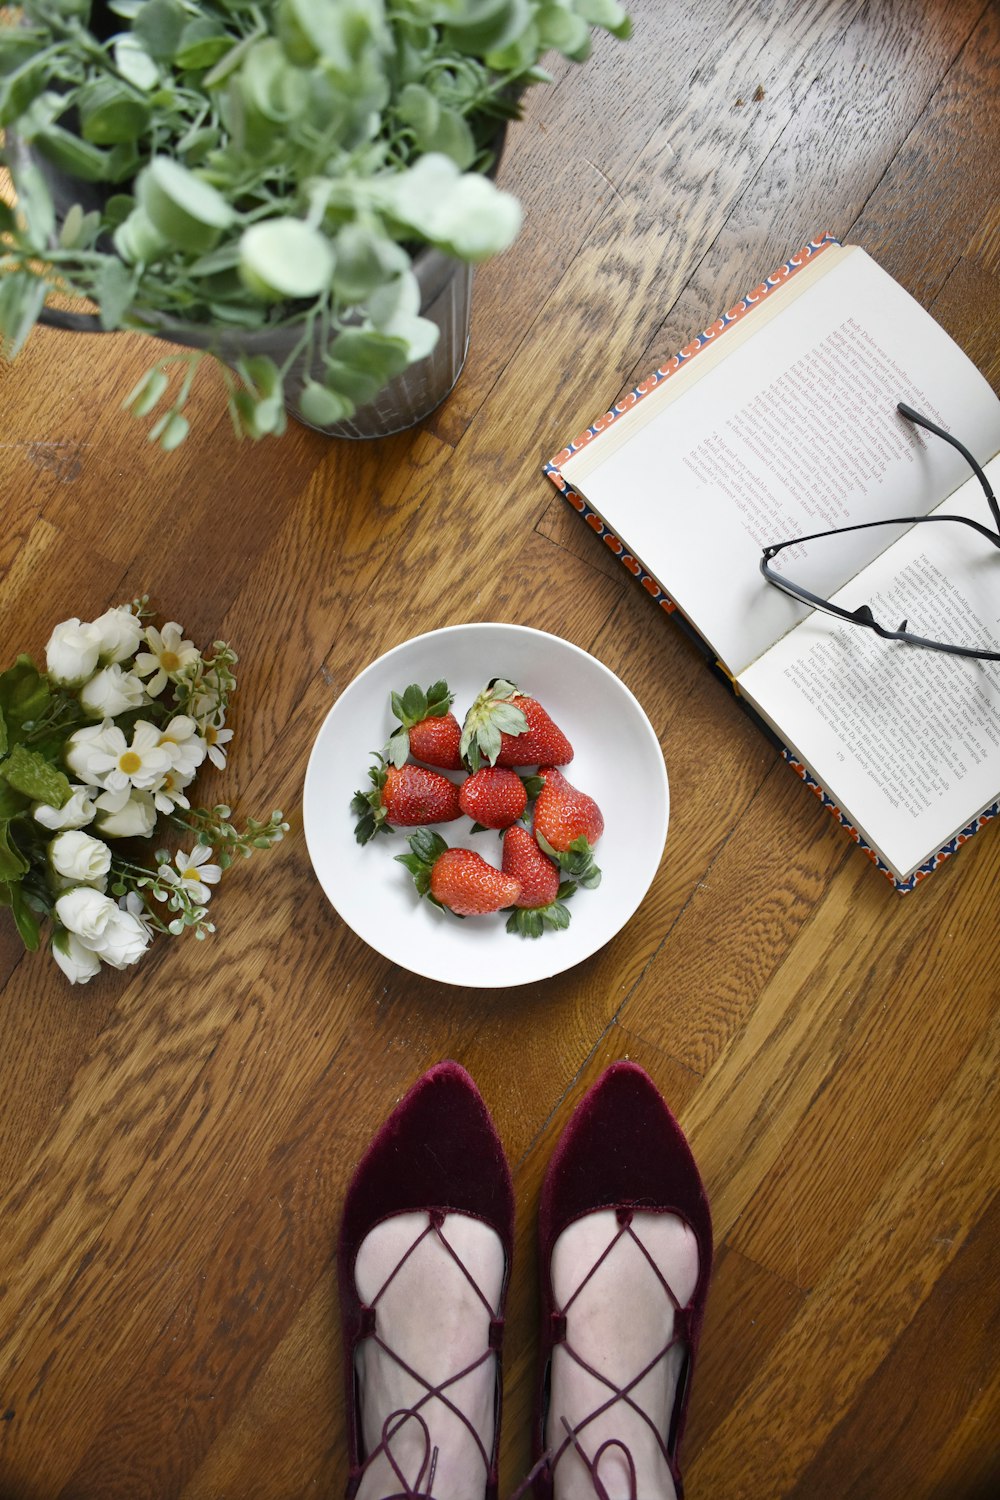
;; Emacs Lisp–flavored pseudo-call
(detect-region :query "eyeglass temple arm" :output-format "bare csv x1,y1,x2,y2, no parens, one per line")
897,402,1000,530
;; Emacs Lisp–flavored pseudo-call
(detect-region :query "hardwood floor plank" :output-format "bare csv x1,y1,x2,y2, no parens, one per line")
848,1,1000,306
784,1193,1000,1498
626,0,989,396
685,1011,1000,1497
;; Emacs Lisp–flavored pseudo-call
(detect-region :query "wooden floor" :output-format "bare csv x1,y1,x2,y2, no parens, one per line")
2,1,999,1495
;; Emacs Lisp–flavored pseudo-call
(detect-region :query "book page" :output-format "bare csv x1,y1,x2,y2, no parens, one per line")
738,460,1000,879
567,250,1000,675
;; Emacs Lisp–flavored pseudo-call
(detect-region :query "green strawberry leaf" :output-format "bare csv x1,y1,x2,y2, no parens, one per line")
386,724,410,769
460,678,529,769
536,832,602,889
395,829,449,901
505,897,573,938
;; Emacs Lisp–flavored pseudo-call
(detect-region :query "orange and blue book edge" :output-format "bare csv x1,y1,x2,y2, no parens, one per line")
544,233,1000,892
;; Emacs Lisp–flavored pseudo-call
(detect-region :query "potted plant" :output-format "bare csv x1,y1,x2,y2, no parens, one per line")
0,0,630,443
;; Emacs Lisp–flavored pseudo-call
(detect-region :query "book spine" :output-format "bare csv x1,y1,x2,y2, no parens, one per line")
545,232,998,893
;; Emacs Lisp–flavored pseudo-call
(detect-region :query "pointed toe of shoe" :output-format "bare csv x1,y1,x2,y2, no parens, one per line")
541,1061,711,1250
340,1061,514,1262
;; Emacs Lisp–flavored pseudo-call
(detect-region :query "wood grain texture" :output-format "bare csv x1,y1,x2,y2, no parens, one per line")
1,3,998,1496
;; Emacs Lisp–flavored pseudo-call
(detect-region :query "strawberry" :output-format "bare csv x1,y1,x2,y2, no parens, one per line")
352,755,461,844
458,766,538,830
387,680,463,770
501,825,575,938
396,830,521,916
460,679,573,770
496,695,573,768
532,766,603,888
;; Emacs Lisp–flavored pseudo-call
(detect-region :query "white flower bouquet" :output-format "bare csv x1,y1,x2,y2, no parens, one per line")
0,598,287,983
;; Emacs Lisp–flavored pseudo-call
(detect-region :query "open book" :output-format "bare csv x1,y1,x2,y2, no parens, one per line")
546,238,1000,890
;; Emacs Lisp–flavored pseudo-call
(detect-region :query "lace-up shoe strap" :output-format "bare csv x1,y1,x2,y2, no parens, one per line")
547,1208,691,1492
348,1208,504,1499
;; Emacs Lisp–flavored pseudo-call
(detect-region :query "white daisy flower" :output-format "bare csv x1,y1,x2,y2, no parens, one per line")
122,891,157,937
190,670,229,725
87,720,173,794
152,766,195,815
134,622,200,697
158,715,207,778
157,844,222,904
203,720,234,770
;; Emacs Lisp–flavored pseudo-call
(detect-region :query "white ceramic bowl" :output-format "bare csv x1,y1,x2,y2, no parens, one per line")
303,623,668,987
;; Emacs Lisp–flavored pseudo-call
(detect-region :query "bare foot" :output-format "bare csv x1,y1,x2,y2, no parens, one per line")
354,1211,505,1500
547,1210,700,1500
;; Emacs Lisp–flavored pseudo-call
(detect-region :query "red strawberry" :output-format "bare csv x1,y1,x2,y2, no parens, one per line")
396,830,521,916
532,766,603,887
352,756,461,844
458,767,532,830
387,680,463,770
501,826,575,938
460,679,573,769
496,696,573,767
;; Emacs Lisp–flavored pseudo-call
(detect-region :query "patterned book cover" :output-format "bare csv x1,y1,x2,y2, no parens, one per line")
544,235,999,891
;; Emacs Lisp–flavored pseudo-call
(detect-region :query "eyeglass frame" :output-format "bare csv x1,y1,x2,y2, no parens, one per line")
759,402,1000,662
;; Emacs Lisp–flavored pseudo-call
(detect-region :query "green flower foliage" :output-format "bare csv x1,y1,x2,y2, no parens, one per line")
0,0,630,445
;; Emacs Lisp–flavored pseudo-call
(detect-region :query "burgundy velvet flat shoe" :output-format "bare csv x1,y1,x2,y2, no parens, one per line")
529,1062,712,1499
339,1060,514,1500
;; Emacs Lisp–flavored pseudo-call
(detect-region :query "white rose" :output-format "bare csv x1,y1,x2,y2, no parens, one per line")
55,886,118,949
45,618,103,686
96,908,151,969
50,830,112,888
78,665,146,719
92,606,143,665
33,785,98,831
94,789,157,838
64,721,116,785
51,928,102,985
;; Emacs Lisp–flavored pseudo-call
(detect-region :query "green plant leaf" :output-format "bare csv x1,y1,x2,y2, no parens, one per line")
0,272,46,359
238,218,335,300
299,380,353,427
0,823,28,883
0,655,51,740
0,56,50,128
33,128,113,184
95,259,138,329
330,328,411,381
138,157,235,252
133,0,187,61
113,34,161,91
79,77,151,145
175,18,232,71
0,744,72,807
8,881,41,950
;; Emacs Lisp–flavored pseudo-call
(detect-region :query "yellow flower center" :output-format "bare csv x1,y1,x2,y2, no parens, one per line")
163,773,175,791
205,725,218,745
182,867,200,882
159,650,181,672
119,751,142,774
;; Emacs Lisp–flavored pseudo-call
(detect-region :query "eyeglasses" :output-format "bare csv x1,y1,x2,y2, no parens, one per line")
760,403,1000,661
